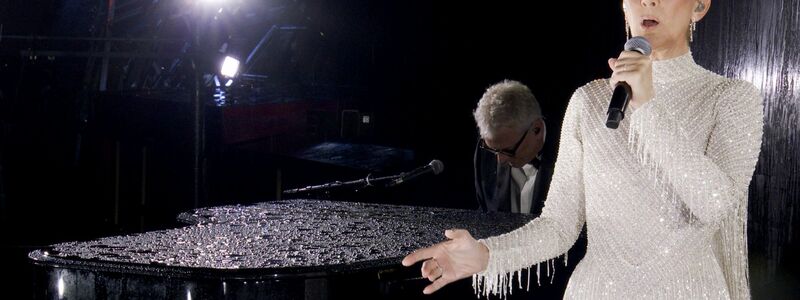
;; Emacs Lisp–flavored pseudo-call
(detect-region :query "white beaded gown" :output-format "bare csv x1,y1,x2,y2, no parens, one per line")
473,52,763,300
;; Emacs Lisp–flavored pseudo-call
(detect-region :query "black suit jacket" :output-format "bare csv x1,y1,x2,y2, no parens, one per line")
473,127,557,216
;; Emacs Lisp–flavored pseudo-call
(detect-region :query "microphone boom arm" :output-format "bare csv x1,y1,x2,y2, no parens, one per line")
282,159,444,196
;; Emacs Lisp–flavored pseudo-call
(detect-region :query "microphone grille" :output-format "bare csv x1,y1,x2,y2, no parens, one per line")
429,160,444,175
625,36,652,55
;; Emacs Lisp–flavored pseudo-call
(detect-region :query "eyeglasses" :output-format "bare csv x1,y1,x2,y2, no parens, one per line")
479,122,535,158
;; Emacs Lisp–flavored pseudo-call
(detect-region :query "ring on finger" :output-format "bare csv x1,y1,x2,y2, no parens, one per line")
434,260,444,280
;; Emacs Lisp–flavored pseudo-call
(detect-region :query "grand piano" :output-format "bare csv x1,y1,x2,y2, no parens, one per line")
29,199,535,299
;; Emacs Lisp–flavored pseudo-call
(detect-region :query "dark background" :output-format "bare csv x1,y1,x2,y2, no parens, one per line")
0,0,797,299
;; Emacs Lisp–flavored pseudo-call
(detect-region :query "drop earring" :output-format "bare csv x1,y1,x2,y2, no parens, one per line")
623,3,631,39
690,1,704,43
626,18,631,39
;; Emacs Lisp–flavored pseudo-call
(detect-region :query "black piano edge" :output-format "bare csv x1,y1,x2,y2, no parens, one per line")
28,249,420,281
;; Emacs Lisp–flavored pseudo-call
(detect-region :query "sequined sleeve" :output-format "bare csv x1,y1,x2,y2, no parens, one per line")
628,80,764,227
472,88,587,298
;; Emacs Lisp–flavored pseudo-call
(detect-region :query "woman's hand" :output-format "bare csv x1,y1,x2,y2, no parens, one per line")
401,229,490,294
608,51,654,110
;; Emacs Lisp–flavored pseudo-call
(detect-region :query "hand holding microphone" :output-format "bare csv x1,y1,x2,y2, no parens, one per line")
606,36,653,129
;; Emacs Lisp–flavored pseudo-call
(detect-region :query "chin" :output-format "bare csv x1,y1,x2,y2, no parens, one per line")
638,34,671,50
638,32,658,42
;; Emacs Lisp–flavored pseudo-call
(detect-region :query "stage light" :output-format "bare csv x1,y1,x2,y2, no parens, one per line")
220,56,240,78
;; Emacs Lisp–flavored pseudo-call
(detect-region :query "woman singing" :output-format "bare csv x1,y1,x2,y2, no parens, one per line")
402,0,763,299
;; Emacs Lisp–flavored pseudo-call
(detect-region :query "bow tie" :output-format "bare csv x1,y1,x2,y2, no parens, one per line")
530,157,541,169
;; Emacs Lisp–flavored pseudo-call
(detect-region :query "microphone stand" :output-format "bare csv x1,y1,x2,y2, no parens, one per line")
283,160,442,197
283,173,402,196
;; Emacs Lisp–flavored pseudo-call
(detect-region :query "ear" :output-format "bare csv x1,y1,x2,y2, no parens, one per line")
692,0,711,22
533,118,545,135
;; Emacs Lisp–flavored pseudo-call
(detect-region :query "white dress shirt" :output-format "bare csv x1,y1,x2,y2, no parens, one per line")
509,125,546,214
510,164,538,214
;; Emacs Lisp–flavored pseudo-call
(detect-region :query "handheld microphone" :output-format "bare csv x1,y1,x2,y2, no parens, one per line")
606,36,652,129
390,160,444,186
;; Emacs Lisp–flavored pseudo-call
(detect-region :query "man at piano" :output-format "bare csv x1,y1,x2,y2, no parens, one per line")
473,80,553,216
470,80,585,299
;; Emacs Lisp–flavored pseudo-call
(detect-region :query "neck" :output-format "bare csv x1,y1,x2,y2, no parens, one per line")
650,42,690,61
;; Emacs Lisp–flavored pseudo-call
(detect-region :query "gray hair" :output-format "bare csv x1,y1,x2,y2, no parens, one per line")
473,80,542,139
